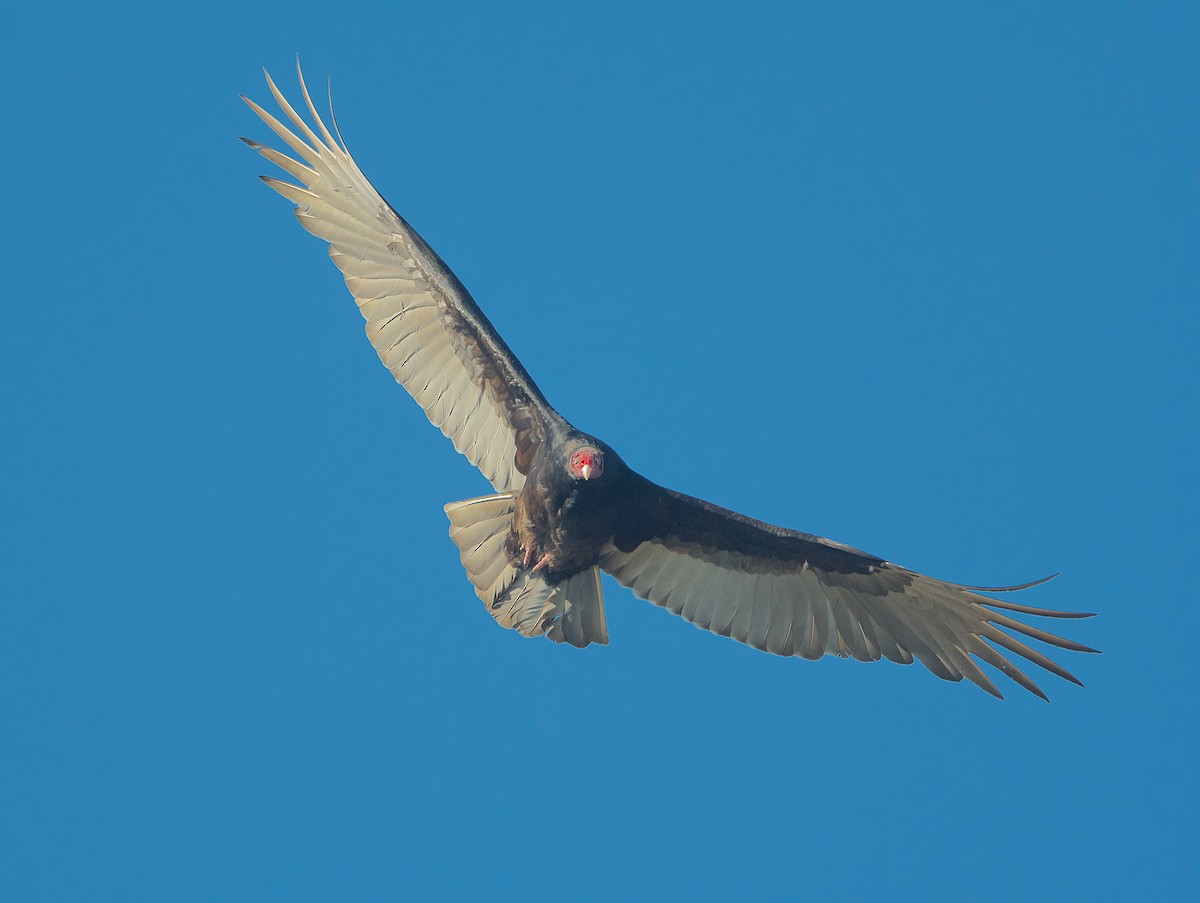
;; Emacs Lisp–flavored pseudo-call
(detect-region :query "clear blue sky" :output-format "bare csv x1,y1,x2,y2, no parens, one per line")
3,2,1197,900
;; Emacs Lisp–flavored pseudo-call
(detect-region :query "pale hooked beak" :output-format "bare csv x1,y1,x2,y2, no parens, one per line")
581,463,592,481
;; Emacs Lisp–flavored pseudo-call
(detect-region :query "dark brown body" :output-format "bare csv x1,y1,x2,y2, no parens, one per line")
505,431,635,583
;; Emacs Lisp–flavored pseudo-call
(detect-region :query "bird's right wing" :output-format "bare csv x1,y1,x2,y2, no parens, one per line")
242,63,564,492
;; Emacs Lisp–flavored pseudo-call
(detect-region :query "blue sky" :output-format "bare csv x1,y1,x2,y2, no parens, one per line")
3,2,1197,899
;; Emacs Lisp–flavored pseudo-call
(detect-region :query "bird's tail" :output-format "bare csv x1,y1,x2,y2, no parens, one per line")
444,494,608,648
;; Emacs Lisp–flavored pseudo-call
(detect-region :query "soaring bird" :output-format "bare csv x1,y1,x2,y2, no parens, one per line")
242,64,1097,700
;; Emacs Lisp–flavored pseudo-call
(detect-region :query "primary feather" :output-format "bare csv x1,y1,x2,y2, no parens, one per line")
245,62,1097,699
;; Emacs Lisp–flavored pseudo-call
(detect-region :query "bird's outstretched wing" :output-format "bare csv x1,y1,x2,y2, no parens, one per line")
242,63,563,492
600,484,1097,699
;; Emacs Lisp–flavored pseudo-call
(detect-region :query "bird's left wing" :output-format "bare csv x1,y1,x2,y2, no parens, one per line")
242,64,563,492
599,483,1097,699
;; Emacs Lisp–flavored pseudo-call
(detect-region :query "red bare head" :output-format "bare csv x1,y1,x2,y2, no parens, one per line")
568,446,604,482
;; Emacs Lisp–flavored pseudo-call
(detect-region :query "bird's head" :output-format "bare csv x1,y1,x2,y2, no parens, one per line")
567,446,605,482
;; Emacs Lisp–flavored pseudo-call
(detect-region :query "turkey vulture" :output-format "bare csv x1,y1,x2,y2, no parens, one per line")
242,64,1097,700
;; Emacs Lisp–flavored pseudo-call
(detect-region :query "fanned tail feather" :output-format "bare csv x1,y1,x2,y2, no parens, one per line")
445,494,608,647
